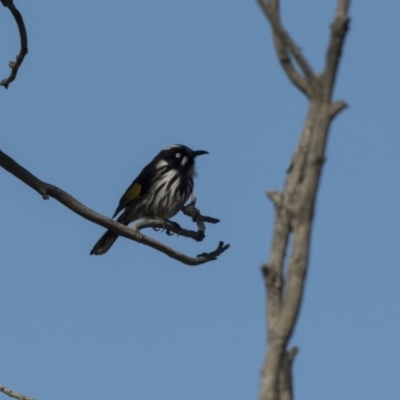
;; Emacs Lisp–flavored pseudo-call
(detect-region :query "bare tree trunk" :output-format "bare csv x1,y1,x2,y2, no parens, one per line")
257,1,351,399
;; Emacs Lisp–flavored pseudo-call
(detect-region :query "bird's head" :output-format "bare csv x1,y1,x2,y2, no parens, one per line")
155,144,208,175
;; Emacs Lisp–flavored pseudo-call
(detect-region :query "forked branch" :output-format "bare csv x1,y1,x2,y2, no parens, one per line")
0,149,229,265
257,0,316,97
258,1,350,400
1,0,28,89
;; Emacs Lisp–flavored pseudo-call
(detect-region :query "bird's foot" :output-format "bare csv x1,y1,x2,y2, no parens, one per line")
164,219,182,236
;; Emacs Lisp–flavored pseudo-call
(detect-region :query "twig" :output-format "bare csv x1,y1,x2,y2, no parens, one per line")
0,149,229,266
197,241,230,261
1,0,28,89
0,384,34,400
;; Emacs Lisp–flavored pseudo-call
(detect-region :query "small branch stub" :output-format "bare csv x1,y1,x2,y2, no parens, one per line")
330,100,348,119
267,191,283,209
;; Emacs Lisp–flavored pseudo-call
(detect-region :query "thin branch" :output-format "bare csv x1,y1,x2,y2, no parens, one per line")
0,149,48,198
0,149,229,266
257,0,316,97
1,0,28,89
0,384,34,400
323,0,350,98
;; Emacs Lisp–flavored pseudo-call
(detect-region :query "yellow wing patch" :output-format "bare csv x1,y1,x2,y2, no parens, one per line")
124,183,142,203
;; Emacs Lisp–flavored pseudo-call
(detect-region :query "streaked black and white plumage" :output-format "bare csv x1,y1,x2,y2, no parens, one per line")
90,144,208,255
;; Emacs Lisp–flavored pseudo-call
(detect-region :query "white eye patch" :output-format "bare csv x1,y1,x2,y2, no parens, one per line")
180,156,188,166
175,153,181,158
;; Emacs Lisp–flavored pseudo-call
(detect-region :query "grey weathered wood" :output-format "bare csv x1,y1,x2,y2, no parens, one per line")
257,1,351,399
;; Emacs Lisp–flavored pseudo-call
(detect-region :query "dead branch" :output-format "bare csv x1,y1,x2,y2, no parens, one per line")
257,0,317,97
0,149,229,266
258,1,351,400
1,0,28,89
0,384,34,400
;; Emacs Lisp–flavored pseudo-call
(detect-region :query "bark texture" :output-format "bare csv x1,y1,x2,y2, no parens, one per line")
257,1,351,399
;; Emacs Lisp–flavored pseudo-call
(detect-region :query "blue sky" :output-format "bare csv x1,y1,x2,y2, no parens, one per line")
1,1,399,399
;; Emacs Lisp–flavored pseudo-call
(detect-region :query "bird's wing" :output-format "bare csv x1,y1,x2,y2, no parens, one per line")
112,164,154,218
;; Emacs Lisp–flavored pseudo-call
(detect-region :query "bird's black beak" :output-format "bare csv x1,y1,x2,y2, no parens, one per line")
192,150,209,157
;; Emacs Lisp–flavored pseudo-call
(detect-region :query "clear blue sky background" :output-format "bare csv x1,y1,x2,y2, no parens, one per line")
1,1,399,399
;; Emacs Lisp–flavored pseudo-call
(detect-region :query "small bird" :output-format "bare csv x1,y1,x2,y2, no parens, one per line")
90,144,208,255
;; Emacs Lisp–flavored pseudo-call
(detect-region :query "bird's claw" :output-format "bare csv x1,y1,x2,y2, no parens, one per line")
164,220,182,236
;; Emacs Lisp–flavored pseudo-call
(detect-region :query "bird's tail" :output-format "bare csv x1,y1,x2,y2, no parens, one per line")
90,229,120,255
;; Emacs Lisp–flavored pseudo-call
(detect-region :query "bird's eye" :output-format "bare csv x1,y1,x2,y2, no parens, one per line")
175,153,181,158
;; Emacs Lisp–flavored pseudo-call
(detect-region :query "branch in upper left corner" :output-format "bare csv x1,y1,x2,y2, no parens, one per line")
1,0,28,89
